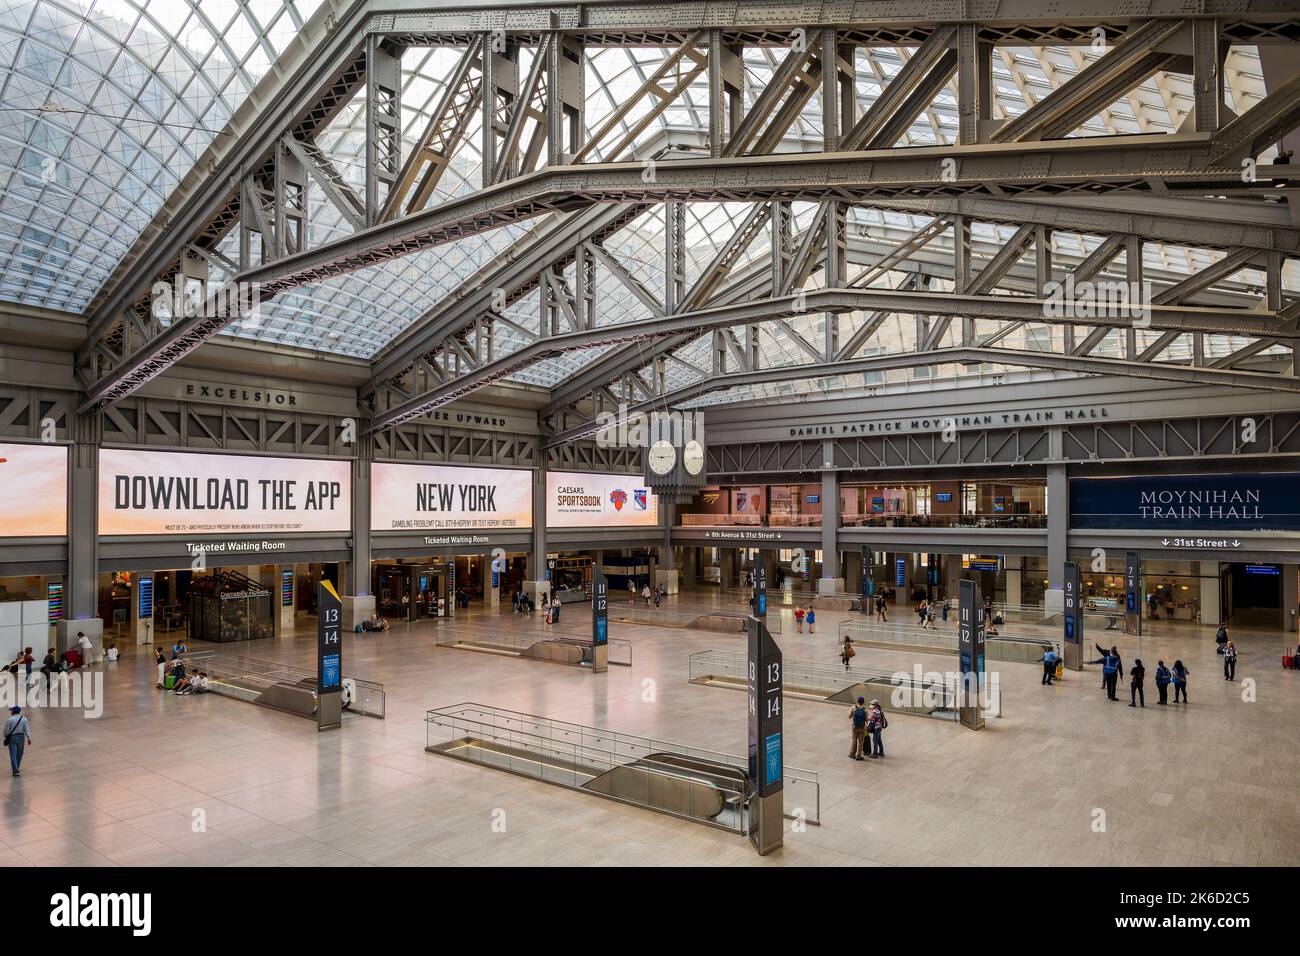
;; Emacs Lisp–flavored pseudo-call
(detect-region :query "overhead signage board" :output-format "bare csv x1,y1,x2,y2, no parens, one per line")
371,463,533,532
1070,473,1300,531
0,442,67,537
546,471,660,528
98,449,350,536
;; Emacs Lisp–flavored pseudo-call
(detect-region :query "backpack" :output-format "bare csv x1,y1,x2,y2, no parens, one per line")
851,706,867,728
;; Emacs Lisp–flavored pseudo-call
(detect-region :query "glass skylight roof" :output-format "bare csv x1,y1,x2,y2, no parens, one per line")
0,7,1290,405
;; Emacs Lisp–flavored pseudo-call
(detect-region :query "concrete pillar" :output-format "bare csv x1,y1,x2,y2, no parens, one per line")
57,412,102,657
656,502,679,592
720,548,738,589
482,554,499,609
1005,555,1022,606
1045,463,1068,611
342,436,375,630
1285,563,1299,634
818,470,843,594
1197,560,1220,627
524,464,550,601
682,546,699,588
844,549,862,595
945,554,962,603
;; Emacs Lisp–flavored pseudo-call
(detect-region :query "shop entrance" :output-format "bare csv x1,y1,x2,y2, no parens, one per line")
1224,563,1283,628
373,562,451,622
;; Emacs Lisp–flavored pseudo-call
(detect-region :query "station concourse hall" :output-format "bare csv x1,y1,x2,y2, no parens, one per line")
0,0,1299,920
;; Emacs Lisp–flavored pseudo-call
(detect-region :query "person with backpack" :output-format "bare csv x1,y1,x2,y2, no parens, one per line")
941,598,951,623
1215,624,1229,654
867,700,888,758
1222,641,1237,681
1041,646,1058,686
806,607,816,634
841,636,855,671
41,648,57,692
1171,660,1190,703
1129,659,1146,708
849,697,868,760
4,706,31,776
1154,660,1172,705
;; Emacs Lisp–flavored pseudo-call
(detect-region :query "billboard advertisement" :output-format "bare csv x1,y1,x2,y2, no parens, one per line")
1070,473,1300,531
0,442,67,537
98,449,351,536
546,472,660,528
371,462,533,531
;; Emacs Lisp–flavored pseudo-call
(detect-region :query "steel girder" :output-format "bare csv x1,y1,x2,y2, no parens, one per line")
373,285,1290,431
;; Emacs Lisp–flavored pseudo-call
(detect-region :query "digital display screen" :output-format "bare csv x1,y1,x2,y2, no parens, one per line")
871,498,885,512
1245,565,1280,575
935,493,952,503
764,733,782,787
46,582,63,622
280,570,293,607
321,653,341,689
895,559,906,586
137,576,153,619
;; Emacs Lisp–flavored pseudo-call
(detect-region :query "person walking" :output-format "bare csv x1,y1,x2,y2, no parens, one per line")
641,583,651,607
1171,659,1189,703
1041,646,1058,685
806,607,816,634
941,598,951,623
794,607,805,633
1223,641,1238,681
155,647,167,689
1154,660,1172,705
1215,623,1229,655
841,636,855,671
867,700,887,758
4,706,30,776
876,594,887,623
916,599,928,627
849,697,868,761
1129,659,1146,707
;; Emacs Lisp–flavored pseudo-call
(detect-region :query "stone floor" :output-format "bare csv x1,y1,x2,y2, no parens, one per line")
1,591,1296,867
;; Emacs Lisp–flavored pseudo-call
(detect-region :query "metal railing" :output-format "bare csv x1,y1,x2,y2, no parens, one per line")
433,620,632,667
604,602,783,634
192,652,385,719
837,620,1051,664
425,702,820,831
688,649,1001,720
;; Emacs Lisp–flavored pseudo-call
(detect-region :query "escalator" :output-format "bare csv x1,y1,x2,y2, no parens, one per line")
583,752,750,828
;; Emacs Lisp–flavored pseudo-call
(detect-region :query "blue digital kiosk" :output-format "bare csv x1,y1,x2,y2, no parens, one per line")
317,580,343,731
591,566,609,673
747,604,783,855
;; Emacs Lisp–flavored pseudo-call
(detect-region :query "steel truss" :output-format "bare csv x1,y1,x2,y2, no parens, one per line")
66,8,1300,439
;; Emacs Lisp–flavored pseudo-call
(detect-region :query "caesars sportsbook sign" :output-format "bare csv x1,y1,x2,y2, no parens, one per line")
547,472,660,528
98,449,351,536
370,463,533,531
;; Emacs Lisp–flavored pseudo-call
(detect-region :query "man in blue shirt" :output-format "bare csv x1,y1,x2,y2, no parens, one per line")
1041,647,1058,685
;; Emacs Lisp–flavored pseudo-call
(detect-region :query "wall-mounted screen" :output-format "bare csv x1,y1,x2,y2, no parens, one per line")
371,462,533,531
547,472,660,528
0,442,67,537
98,449,351,536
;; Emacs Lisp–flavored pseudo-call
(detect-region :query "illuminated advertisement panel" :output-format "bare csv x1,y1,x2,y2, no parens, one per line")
0,442,67,537
546,472,660,528
371,462,533,531
98,449,351,536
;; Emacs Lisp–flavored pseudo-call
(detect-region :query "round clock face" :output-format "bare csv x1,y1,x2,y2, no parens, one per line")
648,439,677,475
683,440,705,476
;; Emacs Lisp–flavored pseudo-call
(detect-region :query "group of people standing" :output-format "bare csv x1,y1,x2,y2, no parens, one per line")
1076,642,1189,706
848,697,887,760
